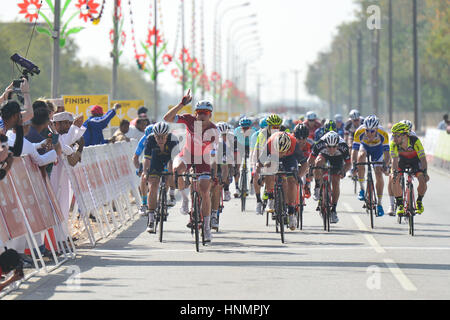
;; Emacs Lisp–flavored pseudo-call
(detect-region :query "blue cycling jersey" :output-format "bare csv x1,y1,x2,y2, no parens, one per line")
135,125,154,156
234,126,257,147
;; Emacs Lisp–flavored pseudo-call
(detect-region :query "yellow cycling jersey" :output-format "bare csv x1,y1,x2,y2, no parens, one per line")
390,135,425,160
352,125,390,152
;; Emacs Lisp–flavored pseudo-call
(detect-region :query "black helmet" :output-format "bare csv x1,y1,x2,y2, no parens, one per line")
294,123,309,139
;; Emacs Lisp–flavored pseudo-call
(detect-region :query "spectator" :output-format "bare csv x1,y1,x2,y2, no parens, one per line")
437,114,448,131
26,107,49,146
111,119,131,143
51,111,86,245
130,106,148,127
127,117,150,141
0,101,25,180
0,249,24,292
0,78,33,131
82,104,121,147
6,119,60,167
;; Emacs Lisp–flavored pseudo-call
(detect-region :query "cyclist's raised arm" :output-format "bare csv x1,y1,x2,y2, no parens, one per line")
164,90,192,123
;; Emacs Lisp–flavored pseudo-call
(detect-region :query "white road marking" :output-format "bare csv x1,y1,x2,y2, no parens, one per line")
384,258,418,291
343,202,386,253
343,202,418,292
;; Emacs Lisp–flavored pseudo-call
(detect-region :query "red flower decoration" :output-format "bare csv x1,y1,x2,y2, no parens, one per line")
76,0,100,23
121,31,126,46
188,58,200,75
146,27,163,47
18,0,42,22
171,69,180,79
210,72,221,82
162,53,173,65
179,48,192,64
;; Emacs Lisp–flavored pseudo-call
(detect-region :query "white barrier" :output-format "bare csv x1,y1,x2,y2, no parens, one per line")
66,140,140,246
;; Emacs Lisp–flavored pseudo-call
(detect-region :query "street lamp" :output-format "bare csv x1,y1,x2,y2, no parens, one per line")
214,1,251,110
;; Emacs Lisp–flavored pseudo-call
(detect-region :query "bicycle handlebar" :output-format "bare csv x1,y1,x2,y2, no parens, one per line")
355,162,385,166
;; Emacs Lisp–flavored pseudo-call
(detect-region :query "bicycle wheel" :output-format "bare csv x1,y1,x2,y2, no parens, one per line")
276,186,285,243
240,168,247,212
298,181,304,230
159,188,166,243
193,192,200,252
323,182,331,232
408,185,415,236
366,178,376,229
321,183,328,231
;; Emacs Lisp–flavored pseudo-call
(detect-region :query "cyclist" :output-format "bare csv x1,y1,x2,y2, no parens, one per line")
252,114,282,214
258,131,308,230
335,114,345,138
294,123,314,198
387,119,416,215
309,132,351,223
142,122,180,232
163,92,219,243
390,122,429,216
304,111,322,140
352,115,390,216
314,119,338,142
344,109,364,147
133,124,153,216
233,117,257,198
210,122,232,230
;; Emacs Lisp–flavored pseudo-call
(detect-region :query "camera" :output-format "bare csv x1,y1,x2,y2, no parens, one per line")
10,53,40,76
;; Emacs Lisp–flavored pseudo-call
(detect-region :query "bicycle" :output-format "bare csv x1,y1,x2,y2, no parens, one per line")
175,169,209,252
239,153,249,212
295,168,305,230
310,162,332,232
150,172,173,242
261,165,292,243
394,168,422,236
355,160,384,229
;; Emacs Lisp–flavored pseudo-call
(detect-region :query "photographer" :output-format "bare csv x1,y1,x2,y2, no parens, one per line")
0,78,33,132
0,248,24,292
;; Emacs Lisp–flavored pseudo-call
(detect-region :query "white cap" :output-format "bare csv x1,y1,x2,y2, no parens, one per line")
53,111,74,122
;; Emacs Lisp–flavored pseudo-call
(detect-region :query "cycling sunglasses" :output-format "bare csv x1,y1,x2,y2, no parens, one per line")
270,125,280,129
196,110,211,115
366,129,377,134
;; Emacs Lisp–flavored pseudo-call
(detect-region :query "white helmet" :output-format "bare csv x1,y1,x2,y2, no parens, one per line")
324,132,340,147
363,115,380,130
275,132,292,153
306,111,317,121
152,121,170,135
216,122,229,135
349,109,361,120
335,113,343,122
400,120,413,131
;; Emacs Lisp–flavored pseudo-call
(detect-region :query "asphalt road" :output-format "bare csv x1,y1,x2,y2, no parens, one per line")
5,167,450,300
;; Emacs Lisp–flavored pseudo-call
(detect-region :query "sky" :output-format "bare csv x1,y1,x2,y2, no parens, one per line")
0,0,358,106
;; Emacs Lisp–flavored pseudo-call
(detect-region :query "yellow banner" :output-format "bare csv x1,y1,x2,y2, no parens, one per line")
213,112,229,123
109,100,145,127
63,95,109,121
168,104,192,114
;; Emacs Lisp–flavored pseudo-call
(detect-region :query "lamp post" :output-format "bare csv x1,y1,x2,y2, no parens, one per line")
214,1,251,110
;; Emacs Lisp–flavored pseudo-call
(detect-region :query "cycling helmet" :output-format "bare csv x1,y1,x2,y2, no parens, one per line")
294,123,309,139
259,117,268,129
324,132,340,147
391,122,410,134
195,100,213,112
266,114,282,126
363,115,380,130
217,122,229,135
239,117,252,128
349,109,361,120
145,125,154,136
323,119,337,133
152,121,169,135
335,114,343,123
275,132,292,153
400,120,413,131
306,111,317,121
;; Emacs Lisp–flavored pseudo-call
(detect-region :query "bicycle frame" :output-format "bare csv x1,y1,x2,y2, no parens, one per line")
311,162,332,232
395,168,418,236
